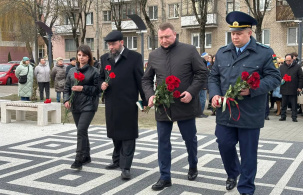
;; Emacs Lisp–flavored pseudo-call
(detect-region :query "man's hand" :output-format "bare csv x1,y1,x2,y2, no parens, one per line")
101,82,108,91
64,101,70,109
148,95,156,107
240,88,250,96
71,86,83,91
212,95,221,108
180,91,192,103
298,88,302,92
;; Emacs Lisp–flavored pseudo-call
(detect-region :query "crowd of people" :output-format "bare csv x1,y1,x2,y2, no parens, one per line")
12,10,303,195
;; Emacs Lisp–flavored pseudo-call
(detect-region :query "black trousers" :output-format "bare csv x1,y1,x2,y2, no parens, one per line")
281,95,297,119
38,82,50,100
112,139,136,170
72,111,95,160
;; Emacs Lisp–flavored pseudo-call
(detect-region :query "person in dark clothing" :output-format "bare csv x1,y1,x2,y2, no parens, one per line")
93,57,101,71
100,30,147,180
279,54,303,122
209,11,281,195
65,57,76,77
142,23,208,191
63,45,100,170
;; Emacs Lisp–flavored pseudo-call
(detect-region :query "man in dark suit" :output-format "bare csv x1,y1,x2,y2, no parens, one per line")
209,11,281,195
100,30,147,180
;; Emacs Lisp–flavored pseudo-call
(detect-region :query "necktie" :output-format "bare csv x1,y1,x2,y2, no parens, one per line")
237,49,242,57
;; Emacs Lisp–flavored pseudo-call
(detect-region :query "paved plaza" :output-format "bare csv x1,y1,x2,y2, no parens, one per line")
1,85,303,194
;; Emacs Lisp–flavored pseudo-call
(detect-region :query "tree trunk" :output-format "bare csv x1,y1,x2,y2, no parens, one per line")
255,23,262,42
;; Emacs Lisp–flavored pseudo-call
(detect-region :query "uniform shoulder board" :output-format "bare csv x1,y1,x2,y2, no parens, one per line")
256,42,270,48
219,44,228,49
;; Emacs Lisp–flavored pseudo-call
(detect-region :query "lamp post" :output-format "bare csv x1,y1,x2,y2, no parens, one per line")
297,19,302,62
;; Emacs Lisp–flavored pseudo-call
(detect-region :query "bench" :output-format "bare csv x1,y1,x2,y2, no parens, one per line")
1,101,61,126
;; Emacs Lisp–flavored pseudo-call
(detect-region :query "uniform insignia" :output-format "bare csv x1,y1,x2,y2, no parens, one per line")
256,42,270,48
272,54,278,68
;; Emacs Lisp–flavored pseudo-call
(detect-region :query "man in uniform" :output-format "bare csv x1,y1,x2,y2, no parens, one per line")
100,30,147,180
209,11,281,195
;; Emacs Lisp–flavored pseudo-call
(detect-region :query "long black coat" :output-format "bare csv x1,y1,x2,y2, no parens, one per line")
279,62,303,95
100,47,147,140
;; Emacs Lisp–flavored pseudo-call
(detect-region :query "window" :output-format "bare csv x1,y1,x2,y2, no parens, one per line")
262,29,270,45
86,38,94,50
123,36,137,49
168,4,179,18
65,39,77,52
148,6,158,20
259,0,271,11
121,3,141,20
64,15,71,25
148,36,158,49
226,32,232,44
86,12,93,25
103,11,111,21
103,38,108,50
38,45,45,58
191,33,212,48
288,27,297,45
205,32,212,48
226,0,240,14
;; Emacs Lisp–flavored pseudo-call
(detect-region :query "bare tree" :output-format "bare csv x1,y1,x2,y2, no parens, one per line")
191,0,210,53
244,0,271,42
140,0,157,50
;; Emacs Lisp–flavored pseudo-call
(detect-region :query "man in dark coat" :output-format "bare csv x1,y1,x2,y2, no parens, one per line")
279,53,303,122
142,23,208,191
100,30,147,180
209,11,281,195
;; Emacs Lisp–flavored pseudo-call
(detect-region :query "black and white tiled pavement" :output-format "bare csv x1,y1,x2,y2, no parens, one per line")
0,125,303,195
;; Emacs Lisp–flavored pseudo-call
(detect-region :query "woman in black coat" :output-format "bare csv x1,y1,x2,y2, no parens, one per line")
63,45,100,170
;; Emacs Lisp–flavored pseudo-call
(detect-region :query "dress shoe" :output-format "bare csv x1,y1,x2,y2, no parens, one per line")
105,163,119,170
188,167,198,181
279,117,286,121
292,118,298,122
151,179,172,191
226,178,237,190
121,169,131,180
265,116,269,120
71,160,82,170
81,156,91,165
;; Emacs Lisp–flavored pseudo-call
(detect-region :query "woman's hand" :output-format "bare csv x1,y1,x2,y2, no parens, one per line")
64,101,70,109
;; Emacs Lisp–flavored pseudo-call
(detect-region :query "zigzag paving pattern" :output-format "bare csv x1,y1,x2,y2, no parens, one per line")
0,126,303,195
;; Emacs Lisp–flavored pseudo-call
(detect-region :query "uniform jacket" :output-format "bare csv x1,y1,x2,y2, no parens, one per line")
208,37,281,129
279,61,303,95
34,63,50,82
51,64,66,92
15,61,34,97
63,64,100,113
100,47,147,140
142,40,208,121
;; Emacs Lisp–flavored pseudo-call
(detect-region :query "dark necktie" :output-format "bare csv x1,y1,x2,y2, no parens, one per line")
237,49,242,57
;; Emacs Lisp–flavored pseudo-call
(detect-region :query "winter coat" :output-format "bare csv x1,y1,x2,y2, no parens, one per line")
63,64,100,113
65,64,74,77
142,40,208,121
15,61,34,97
51,64,66,92
208,37,281,129
279,61,303,95
100,47,147,140
34,63,50,82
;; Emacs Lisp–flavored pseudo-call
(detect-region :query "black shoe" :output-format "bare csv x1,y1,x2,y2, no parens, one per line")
151,179,172,191
226,178,237,190
292,118,298,122
188,167,198,181
71,160,82,170
121,169,131,180
279,118,286,121
105,163,119,170
265,116,269,120
81,156,91,165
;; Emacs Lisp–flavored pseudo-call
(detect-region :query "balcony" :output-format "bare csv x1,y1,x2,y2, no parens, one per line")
54,25,79,35
181,13,217,28
276,3,295,22
111,20,138,31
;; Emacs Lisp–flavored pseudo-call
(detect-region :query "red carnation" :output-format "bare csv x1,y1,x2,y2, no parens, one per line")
241,71,249,81
251,72,260,80
173,90,181,98
74,72,85,81
105,65,111,71
109,72,116,79
166,76,174,84
283,74,291,82
167,84,175,92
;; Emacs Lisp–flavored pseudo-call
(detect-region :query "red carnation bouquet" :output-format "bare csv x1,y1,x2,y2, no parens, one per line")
63,72,85,124
101,65,116,99
217,71,260,121
145,75,181,121
281,74,291,85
